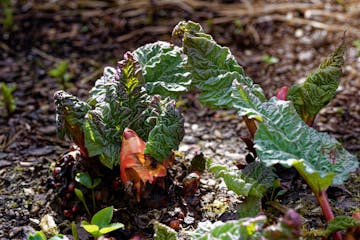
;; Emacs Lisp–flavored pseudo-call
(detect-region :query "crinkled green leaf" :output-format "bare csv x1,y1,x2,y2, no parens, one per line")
208,161,276,198
144,98,184,162
133,41,192,97
154,222,178,240
287,44,345,124
118,52,144,95
83,106,123,169
254,98,358,194
173,20,265,109
237,196,262,218
324,216,360,237
54,90,90,156
173,22,357,195
87,66,121,107
231,80,266,121
55,52,184,169
187,216,266,240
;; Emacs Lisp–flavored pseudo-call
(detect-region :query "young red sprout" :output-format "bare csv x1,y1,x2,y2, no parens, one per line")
276,86,288,101
120,128,169,201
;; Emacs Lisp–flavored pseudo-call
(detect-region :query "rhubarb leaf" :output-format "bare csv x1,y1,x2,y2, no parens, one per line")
208,161,276,198
187,216,266,240
54,90,90,156
254,98,358,194
174,21,358,196
55,52,184,169
133,41,191,98
144,98,184,162
154,222,178,240
84,53,183,168
324,216,360,237
173,20,266,109
287,44,345,124
209,161,276,218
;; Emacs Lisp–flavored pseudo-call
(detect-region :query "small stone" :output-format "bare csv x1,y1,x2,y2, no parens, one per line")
183,135,198,144
0,160,11,168
183,216,195,225
30,146,56,156
191,124,199,131
23,188,34,196
214,129,222,139
298,50,314,63
40,214,59,236
295,29,304,38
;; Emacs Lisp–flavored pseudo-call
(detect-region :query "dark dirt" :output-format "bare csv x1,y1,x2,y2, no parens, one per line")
1,1,360,239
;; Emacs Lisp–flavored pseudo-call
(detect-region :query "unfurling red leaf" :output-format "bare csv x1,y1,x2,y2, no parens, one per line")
120,128,168,201
276,86,288,100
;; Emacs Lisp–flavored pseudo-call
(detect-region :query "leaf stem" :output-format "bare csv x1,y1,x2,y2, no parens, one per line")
316,190,342,240
243,116,257,139
91,189,96,213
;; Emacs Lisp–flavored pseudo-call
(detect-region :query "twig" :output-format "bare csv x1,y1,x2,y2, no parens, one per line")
79,68,104,84
116,26,170,43
215,3,324,18
1,129,25,151
268,14,360,38
32,48,62,63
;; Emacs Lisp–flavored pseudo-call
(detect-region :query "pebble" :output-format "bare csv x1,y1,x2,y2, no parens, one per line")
295,29,304,38
183,135,198,144
298,50,314,63
0,160,11,168
183,216,195,225
30,146,56,156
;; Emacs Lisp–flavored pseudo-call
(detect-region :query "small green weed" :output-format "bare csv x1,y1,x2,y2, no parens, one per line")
0,82,16,117
49,61,73,90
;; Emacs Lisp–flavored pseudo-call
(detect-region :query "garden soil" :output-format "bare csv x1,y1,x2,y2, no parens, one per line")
1,1,359,239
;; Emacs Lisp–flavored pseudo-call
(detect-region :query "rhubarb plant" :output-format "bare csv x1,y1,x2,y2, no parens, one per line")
55,52,184,200
55,52,184,170
170,21,358,239
54,19,359,238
